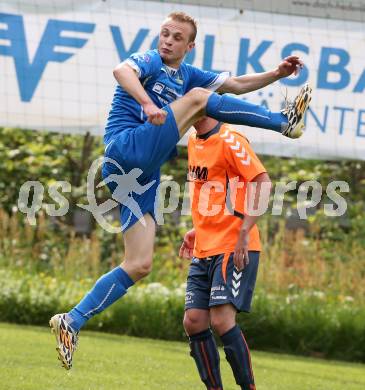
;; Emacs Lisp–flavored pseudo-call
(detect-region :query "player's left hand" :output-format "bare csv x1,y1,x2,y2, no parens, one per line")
233,229,250,271
148,109,168,125
143,102,168,125
179,229,196,259
277,55,304,78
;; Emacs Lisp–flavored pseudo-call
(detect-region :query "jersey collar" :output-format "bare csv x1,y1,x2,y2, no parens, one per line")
163,64,179,76
196,122,223,140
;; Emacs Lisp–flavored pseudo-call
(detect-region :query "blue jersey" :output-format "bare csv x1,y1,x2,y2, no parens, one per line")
104,49,228,144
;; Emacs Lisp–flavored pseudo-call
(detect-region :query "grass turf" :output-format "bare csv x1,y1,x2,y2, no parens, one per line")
0,322,364,390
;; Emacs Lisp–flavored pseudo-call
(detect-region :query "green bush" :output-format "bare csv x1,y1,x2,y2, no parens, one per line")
243,292,365,362
0,269,364,362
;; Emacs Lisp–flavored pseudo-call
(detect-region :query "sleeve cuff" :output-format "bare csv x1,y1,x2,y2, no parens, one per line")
245,168,268,183
206,71,230,91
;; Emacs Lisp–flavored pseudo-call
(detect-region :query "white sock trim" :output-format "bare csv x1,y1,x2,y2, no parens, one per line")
218,110,270,120
84,283,116,318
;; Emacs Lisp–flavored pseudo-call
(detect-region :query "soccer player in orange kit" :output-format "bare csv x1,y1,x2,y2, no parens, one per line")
180,116,271,390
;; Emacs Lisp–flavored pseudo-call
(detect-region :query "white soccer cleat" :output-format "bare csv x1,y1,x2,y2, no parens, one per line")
49,313,79,370
281,83,312,138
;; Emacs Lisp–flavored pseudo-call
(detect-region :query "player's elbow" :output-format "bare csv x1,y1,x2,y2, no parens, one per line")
261,172,271,184
255,172,271,183
113,63,124,79
113,62,132,81
252,172,272,194
230,77,244,94
261,173,272,191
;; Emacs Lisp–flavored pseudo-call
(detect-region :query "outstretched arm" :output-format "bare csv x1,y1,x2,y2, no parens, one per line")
216,55,304,95
113,62,167,125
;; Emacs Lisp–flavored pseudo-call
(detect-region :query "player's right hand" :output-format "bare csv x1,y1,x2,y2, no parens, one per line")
233,229,250,271
179,229,196,259
143,102,167,125
277,55,304,77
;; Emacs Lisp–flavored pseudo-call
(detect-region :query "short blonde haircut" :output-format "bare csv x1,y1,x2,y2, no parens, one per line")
167,11,198,42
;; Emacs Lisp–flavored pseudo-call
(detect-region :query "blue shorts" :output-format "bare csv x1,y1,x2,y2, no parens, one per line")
102,105,179,231
185,251,260,313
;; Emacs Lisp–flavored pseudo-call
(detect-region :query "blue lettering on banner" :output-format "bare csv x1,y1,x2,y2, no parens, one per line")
353,69,365,93
333,106,354,135
307,106,329,133
356,110,365,138
150,34,159,50
110,26,149,61
1,12,365,107
317,47,350,90
203,35,225,73
236,38,272,74
302,104,365,137
0,13,95,102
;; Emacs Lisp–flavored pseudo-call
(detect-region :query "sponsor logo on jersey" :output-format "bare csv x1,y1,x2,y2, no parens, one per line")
152,82,165,94
164,86,179,101
188,165,208,181
157,96,169,106
132,52,151,64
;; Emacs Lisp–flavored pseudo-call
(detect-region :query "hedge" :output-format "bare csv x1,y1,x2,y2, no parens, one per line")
0,269,364,362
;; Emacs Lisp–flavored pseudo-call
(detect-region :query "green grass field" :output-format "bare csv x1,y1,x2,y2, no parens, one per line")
0,323,364,390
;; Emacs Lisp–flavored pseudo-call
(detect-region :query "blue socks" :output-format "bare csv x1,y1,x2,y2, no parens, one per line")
67,266,134,332
189,329,223,389
221,325,256,390
206,93,288,133
188,326,255,390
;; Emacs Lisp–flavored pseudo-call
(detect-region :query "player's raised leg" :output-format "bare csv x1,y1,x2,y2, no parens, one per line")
130,83,312,155
168,83,312,139
119,83,311,180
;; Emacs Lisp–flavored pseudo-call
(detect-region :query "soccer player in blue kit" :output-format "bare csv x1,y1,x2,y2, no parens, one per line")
49,11,312,370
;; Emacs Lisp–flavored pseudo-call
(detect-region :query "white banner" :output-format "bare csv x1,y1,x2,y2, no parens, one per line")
0,0,364,160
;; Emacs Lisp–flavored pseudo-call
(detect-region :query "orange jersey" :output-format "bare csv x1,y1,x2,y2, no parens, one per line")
188,123,267,258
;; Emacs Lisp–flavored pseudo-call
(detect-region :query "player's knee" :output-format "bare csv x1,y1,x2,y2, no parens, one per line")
135,259,152,278
183,311,207,335
183,314,197,335
210,314,233,336
124,256,152,280
187,87,212,107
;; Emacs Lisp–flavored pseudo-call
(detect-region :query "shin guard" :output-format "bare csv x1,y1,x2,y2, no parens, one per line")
221,325,255,390
189,329,223,390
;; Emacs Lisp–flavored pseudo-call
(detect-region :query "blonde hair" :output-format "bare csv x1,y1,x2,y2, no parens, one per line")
167,11,197,42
